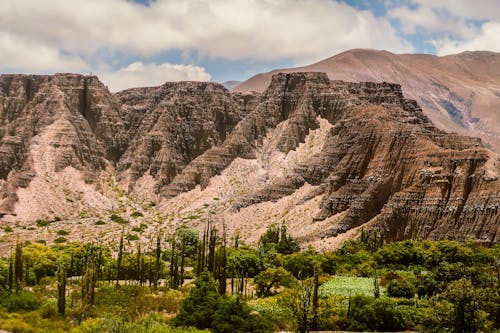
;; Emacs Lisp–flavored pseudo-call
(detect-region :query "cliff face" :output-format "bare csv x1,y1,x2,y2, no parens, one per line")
0,72,498,248
0,74,124,219
115,82,257,195
234,49,500,152
161,72,499,244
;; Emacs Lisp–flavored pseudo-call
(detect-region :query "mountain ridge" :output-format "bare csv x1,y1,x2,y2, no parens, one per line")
0,70,498,252
234,49,500,152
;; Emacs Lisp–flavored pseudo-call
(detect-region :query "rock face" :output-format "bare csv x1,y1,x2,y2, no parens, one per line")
234,49,500,152
162,72,499,244
115,82,257,195
0,74,124,219
0,71,498,247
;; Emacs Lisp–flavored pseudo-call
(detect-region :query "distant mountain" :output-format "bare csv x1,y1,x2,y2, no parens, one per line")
221,80,242,90
0,71,498,253
235,49,500,152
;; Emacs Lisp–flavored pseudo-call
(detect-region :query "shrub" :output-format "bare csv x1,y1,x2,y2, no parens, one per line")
95,220,106,225
40,300,59,319
56,229,70,236
126,234,139,241
54,237,67,244
36,219,50,227
3,226,13,232
2,291,41,312
110,214,129,224
347,295,408,331
387,278,416,298
131,211,143,218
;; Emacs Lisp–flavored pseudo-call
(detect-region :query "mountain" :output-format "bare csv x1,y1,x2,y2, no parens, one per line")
221,81,242,90
234,49,500,152
0,71,498,253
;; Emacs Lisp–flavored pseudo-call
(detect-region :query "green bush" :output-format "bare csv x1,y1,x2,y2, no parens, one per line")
54,237,67,243
126,234,139,241
39,300,59,319
3,226,13,232
95,220,106,225
110,214,129,224
131,211,144,218
2,291,42,312
387,278,416,298
347,295,408,331
36,219,50,227
56,229,70,235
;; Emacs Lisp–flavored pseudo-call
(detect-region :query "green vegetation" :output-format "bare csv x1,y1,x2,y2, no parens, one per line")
0,224,498,332
54,237,67,243
110,214,129,224
56,229,70,236
36,219,50,227
3,226,13,232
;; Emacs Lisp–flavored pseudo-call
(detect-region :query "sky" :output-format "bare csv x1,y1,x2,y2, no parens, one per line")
1,0,500,91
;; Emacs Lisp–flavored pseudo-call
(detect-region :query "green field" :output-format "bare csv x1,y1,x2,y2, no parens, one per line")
319,276,386,297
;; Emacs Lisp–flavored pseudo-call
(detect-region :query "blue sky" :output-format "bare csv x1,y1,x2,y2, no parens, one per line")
1,0,499,91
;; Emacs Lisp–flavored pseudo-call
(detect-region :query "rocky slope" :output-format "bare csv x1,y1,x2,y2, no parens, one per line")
234,49,500,152
0,71,498,251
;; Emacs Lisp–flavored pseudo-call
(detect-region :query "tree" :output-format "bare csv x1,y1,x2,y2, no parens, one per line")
258,223,299,256
172,272,220,329
227,248,263,296
429,278,490,333
212,297,272,333
169,226,199,289
14,242,23,291
254,267,296,297
56,259,67,315
278,277,316,333
283,250,323,279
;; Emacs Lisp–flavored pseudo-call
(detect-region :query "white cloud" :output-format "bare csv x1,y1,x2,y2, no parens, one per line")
433,21,500,55
0,0,412,69
0,31,87,72
99,62,211,92
387,0,500,54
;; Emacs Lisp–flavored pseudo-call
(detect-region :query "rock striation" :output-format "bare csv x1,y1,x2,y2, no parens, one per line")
0,71,498,246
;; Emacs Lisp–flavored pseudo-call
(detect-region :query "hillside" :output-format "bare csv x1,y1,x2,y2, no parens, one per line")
0,71,498,253
234,49,500,152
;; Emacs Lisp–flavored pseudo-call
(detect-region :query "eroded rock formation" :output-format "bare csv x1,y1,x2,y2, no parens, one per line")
0,71,498,247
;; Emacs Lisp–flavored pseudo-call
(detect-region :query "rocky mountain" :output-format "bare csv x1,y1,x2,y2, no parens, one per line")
0,70,498,252
221,81,242,90
234,49,500,152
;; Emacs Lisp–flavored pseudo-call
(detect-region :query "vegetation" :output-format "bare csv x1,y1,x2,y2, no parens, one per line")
0,224,498,332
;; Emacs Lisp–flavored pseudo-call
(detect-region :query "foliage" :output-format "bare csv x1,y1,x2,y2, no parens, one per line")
257,223,300,255
1,291,41,312
110,214,129,224
254,267,296,297
346,295,408,331
319,276,385,297
283,249,323,279
172,272,220,329
211,297,272,333
36,219,50,227
426,278,492,332
387,277,416,298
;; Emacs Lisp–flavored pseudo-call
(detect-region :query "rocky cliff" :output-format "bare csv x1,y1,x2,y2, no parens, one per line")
0,72,498,250
234,49,500,152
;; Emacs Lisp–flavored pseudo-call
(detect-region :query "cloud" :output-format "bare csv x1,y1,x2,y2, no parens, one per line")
0,0,412,69
99,62,211,92
387,0,500,54
0,31,87,72
433,21,500,55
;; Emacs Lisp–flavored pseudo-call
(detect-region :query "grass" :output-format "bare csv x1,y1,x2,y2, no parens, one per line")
319,276,386,298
